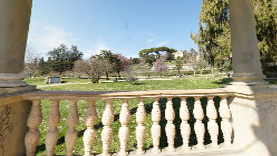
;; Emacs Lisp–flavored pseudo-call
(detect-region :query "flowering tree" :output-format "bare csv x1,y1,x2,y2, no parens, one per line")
116,54,131,78
153,57,167,77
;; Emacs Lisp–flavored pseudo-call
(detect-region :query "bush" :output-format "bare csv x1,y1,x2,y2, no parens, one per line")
123,70,138,84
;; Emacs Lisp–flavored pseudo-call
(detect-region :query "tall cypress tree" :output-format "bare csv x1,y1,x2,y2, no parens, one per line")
191,0,231,75
193,0,277,73
254,0,277,71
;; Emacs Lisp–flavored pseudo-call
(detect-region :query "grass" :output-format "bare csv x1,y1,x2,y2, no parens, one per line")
23,77,91,86
24,77,232,155
40,77,227,91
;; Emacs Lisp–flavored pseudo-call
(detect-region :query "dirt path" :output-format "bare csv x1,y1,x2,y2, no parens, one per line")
37,82,91,88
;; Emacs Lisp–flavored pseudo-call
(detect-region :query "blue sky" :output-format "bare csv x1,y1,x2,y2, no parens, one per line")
27,0,202,59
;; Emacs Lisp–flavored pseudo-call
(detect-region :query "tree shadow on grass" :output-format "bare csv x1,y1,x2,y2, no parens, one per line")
212,78,232,85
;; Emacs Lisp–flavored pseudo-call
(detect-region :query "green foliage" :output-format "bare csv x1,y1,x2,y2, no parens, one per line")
193,0,277,73
174,57,183,74
95,50,121,78
254,0,277,71
47,44,83,75
37,57,50,76
130,58,141,65
165,51,175,60
139,46,177,66
191,0,231,70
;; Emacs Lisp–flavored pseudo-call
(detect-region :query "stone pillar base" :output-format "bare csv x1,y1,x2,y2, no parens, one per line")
228,86,277,156
232,73,266,83
0,73,27,88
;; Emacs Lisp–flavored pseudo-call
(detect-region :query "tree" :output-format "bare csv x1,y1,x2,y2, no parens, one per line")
73,59,89,78
254,0,277,71
95,50,119,79
47,44,83,75
73,58,107,83
174,57,183,76
153,57,167,77
131,58,141,65
191,0,231,76
192,0,277,73
189,48,198,76
165,51,175,60
24,44,40,78
117,54,131,74
139,46,177,66
37,57,50,76
196,60,207,75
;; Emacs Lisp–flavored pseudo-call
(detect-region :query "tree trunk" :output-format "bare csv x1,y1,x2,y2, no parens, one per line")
200,69,203,75
211,65,214,77
106,72,109,80
118,71,121,79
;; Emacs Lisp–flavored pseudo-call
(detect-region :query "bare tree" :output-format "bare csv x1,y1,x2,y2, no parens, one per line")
73,58,108,83
24,44,40,78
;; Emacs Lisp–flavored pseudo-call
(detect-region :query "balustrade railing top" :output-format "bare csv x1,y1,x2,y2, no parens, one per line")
23,89,232,100
2,89,235,156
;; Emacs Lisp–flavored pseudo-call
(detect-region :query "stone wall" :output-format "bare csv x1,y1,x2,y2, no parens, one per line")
0,100,31,156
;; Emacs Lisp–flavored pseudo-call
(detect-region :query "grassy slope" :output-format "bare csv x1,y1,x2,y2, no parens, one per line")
27,77,231,155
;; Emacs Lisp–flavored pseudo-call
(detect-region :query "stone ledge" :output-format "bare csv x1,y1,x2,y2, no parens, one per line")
0,85,37,95
0,73,28,87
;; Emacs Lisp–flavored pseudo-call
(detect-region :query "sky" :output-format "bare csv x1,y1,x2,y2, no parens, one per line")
27,0,202,59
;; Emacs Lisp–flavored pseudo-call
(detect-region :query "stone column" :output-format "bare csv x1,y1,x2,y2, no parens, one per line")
0,0,33,87
229,0,266,85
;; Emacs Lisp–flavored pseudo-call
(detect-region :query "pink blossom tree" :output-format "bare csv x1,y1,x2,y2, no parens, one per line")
117,53,131,73
153,57,167,77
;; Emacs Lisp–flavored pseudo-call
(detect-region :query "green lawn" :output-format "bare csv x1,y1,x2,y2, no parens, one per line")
39,77,229,91
26,77,277,155
23,77,91,86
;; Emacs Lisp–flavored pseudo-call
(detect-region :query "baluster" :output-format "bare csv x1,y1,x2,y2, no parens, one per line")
219,97,232,146
84,100,97,156
207,97,219,148
193,97,205,149
65,100,79,156
180,98,191,151
165,98,175,152
45,100,60,156
151,98,161,154
118,99,131,156
136,99,146,155
101,100,114,156
25,100,42,156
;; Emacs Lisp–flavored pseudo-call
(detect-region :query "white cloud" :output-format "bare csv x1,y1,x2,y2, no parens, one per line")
82,42,111,58
37,26,77,48
146,37,158,44
143,31,169,47
27,22,78,57
155,41,170,47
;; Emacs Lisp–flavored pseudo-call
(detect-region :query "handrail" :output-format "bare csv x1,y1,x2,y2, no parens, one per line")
23,89,232,100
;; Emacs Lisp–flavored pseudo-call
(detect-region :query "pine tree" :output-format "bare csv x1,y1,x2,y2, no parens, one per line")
38,57,50,76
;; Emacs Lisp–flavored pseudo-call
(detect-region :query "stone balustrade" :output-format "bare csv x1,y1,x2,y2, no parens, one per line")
22,89,233,156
